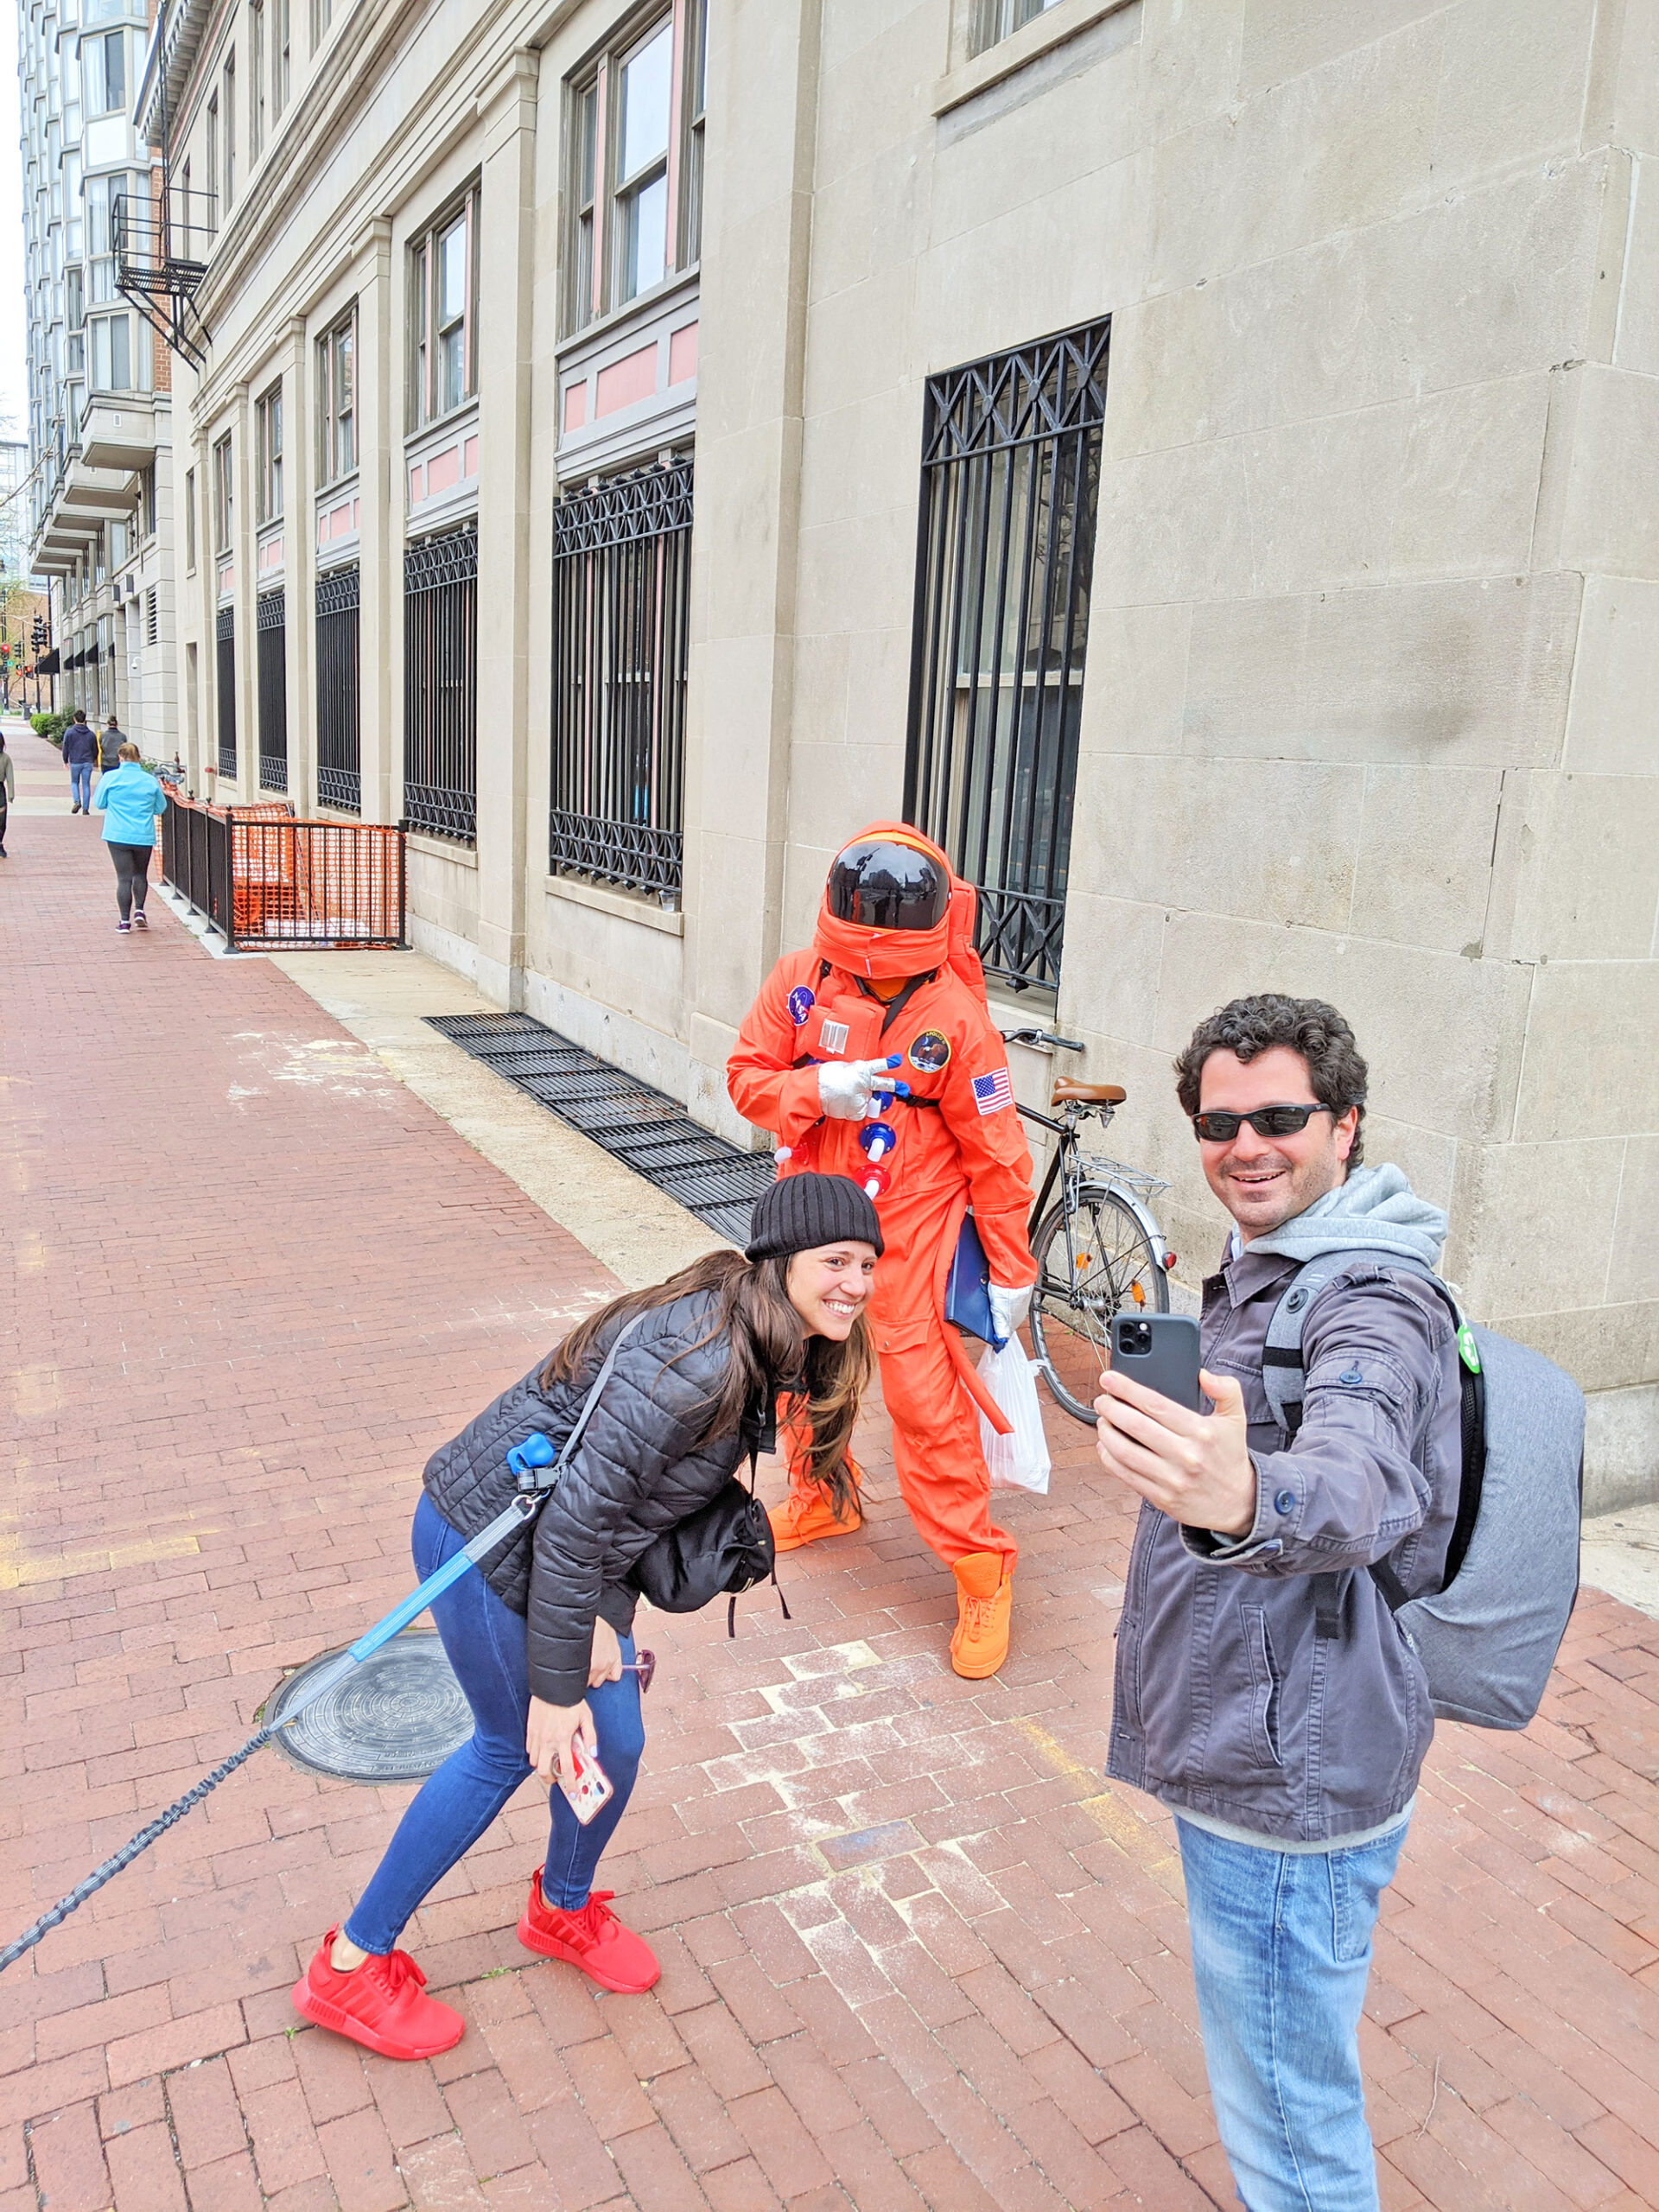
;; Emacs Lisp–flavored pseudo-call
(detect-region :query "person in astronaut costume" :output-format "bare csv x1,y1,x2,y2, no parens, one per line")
728,824,1038,1677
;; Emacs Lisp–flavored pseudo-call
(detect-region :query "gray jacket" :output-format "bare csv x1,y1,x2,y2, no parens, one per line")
1109,1169,1463,1844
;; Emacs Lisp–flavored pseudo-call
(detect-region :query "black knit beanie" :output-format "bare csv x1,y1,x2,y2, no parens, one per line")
745,1173,884,1262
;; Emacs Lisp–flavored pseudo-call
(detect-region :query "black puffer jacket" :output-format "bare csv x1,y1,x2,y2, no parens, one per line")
423,1289,763,1706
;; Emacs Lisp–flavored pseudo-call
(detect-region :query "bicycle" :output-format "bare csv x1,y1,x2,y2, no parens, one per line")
1002,1027,1176,1425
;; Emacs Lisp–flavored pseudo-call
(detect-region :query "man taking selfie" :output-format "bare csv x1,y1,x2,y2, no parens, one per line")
1096,995,1460,2212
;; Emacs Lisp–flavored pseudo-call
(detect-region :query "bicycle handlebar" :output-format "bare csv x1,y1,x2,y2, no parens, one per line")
1001,1027,1085,1052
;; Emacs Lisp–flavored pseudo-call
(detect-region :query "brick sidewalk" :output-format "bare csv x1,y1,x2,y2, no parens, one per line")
3,742,1659,2211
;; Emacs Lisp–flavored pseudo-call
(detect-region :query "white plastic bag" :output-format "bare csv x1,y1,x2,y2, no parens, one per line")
977,1338,1052,1495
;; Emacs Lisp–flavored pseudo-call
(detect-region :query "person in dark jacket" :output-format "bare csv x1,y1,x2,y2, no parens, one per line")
1096,996,1459,2212
60,709,97,812
98,715,125,772
293,1173,883,2062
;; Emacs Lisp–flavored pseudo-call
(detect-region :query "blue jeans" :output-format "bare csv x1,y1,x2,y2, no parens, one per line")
68,761,91,808
346,1491,645,1955
1177,1815,1408,2212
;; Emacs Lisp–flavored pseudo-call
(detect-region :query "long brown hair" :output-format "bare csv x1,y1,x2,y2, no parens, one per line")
540,1249,871,1518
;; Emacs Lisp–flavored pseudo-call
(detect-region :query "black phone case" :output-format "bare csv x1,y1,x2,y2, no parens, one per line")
1110,1313,1202,1412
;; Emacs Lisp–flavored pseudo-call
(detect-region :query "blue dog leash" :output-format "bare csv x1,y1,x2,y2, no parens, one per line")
0,1322,639,1974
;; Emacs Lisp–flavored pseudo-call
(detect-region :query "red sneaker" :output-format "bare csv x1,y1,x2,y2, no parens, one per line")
518,1871,660,1993
290,1928,464,2059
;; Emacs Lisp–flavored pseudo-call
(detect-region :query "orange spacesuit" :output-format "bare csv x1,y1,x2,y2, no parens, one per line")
728,824,1036,1677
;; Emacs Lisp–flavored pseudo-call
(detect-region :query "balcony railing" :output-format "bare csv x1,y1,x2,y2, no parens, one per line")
113,184,215,372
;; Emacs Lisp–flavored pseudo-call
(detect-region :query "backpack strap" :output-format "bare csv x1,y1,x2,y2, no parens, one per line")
505,1312,646,1493
1262,1251,1481,1622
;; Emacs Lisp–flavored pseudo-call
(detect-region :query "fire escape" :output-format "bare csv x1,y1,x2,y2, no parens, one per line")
118,0,214,372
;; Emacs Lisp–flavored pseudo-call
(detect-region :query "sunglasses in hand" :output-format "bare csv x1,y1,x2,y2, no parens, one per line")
620,1649,657,1694
1191,1103,1342,1143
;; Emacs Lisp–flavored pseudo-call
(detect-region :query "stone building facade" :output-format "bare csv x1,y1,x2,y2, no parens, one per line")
143,0,1657,1505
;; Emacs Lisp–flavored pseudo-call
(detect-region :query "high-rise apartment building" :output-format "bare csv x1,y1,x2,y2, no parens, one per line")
18,0,175,748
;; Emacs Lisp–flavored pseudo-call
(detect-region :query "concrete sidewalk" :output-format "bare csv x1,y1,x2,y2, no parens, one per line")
3,741,1659,2212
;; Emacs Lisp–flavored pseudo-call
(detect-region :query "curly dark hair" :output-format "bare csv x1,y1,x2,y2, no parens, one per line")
1173,995,1369,1166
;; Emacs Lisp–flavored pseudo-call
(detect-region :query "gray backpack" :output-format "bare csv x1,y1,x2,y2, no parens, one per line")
1263,1253,1584,1730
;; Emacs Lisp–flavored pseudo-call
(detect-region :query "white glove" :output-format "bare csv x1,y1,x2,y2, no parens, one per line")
818,1057,900,1121
988,1281,1034,1344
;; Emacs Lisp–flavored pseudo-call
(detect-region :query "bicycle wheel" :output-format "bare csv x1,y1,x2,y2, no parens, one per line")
1028,1186,1169,1424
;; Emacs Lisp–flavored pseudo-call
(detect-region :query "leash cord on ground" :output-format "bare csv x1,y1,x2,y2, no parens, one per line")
0,1726,275,1974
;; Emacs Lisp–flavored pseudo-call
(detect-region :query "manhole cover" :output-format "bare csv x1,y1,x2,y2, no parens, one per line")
266,1630,472,1783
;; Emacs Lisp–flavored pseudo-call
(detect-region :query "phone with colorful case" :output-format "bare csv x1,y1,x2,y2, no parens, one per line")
558,1741,615,1826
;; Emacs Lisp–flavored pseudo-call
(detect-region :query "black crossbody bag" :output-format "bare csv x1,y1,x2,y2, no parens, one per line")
626,1390,790,1635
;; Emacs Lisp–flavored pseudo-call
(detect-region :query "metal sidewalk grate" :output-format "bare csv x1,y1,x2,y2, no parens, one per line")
425,1012,775,1245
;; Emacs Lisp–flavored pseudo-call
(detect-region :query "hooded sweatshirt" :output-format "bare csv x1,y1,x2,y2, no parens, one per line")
1109,1164,1464,1847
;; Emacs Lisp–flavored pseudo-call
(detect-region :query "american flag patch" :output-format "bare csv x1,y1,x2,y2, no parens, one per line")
971,1068,1014,1116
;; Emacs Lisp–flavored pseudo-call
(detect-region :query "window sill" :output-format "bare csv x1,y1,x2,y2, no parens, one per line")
545,871,684,937
935,0,1135,116
556,264,701,364
407,831,478,868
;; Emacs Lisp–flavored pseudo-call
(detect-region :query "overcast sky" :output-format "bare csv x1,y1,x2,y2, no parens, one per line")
0,5,29,443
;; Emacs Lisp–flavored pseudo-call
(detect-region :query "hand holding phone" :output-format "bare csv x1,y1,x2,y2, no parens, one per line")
1096,1315,1255,1538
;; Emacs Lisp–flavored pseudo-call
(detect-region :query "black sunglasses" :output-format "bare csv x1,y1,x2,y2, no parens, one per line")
1192,1103,1342,1143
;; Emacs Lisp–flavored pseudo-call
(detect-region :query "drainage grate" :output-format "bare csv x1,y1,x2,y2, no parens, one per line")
426,1011,776,1245
267,1630,472,1783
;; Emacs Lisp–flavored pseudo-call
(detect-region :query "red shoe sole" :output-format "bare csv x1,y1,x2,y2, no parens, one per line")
289,1975,464,2059
517,1913,661,1993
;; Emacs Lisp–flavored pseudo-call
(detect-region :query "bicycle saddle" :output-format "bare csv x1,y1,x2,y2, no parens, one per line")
1052,1079,1127,1105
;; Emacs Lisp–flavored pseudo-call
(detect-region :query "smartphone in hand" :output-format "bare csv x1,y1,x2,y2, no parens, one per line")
1110,1313,1203,1413
558,1741,615,1827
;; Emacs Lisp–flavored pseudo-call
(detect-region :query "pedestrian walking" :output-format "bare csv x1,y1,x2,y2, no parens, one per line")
0,733,13,856
292,1173,881,2062
60,708,97,814
97,715,125,774
1096,995,1464,2212
91,741,168,931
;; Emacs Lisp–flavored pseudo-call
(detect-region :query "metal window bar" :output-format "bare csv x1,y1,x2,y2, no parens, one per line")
215,603,236,779
904,319,1109,993
404,528,477,842
316,564,360,812
257,588,288,792
550,457,692,902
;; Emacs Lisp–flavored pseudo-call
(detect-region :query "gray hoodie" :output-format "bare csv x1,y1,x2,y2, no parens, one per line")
1109,1166,1463,1845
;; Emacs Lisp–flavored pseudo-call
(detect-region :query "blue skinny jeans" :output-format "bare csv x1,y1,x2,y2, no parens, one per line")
68,760,92,809
1177,1815,1408,2212
346,1491,645,1955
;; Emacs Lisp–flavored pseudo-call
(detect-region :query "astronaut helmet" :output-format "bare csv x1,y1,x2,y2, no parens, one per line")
826,834,951,932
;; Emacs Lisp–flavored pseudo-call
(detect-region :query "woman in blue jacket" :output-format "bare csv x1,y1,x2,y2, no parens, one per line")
91,741,168,931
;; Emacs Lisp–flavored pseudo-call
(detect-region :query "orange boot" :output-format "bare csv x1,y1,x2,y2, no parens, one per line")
950,1553,1013,1678
769,1473,862,1553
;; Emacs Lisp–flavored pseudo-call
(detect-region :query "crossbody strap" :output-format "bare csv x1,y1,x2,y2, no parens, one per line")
505,1312,647,1493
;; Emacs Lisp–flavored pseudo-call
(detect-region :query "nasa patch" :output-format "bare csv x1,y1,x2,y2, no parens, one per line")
907,1030,952,1073
786,985,816,1027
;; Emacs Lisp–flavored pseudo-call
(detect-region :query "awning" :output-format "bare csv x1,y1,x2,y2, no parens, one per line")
34,648,60,675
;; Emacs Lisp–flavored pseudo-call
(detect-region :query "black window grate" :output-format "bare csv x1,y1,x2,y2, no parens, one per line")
550,457,691,902
257,588,288,792
425,1011,774,1245
215,602,236,778
317,563,361,813
404,527,477,842
905,319,1109,994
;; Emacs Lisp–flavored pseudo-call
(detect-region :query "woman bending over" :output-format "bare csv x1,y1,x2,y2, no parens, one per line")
293,1172,880,2059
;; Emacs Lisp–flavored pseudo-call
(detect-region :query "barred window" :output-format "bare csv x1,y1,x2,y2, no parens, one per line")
216,604,236,778
404,527,477,842
257,589,287,791
550,457,691,904
316,563,360,813
904,320,1109,995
